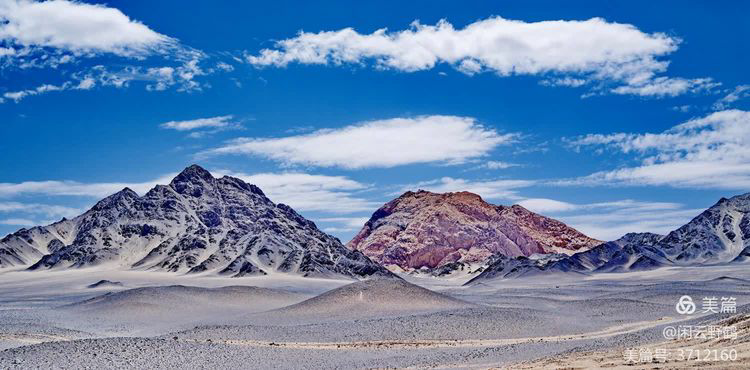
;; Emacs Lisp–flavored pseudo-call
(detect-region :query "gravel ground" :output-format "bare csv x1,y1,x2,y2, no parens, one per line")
0,265,749,368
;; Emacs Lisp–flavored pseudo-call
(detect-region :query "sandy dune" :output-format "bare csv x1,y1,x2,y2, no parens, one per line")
266,278,474,320
66,285,305,315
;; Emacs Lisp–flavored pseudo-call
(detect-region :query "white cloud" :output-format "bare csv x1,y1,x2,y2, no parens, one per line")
202,115,516,169
517,198,579,213
318,217,370,233
518,198,682,214
672,105,692,113
482,161,518,170
1,52,212,104
611,76,718,97
161,115,238,131
399,177,534,200
713,85,750,110
3,82,67,102
1,80,98,102
0,1,217,102
0,0,173,57
246,16,712,96
517,198,698,241
215,62,234,72
0,201,81,219
215,171,377,213
554,202,699,241
76,77,95,90
540,77,587,87
0,218,37,227
247,17,676,75
0,47,15,56
0,174,176,198
77,55,208,93
563,109,750,189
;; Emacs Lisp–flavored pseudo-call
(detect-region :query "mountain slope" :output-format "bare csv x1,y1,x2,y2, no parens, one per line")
658,193,750,263
268,279,473,319
469,192,750,283
466,232,670,283
496,204,603,254
346,190,601,271
0,165,393,279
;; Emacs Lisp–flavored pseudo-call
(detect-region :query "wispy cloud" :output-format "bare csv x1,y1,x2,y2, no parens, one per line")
160,115,244,138
0,1,224,102
319,217,371,233
479,161,518,170
561,109,750,189
0,174,176,198
517,198,699,241
713,85,750,110
201,115,517,169
397,177,534,200
610,76,719,97
2,79,95,103
215,170,378,214
0,201,81,228
0,218,37,227
0,201,81,219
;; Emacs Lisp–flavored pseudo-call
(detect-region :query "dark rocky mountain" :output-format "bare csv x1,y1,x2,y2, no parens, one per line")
658,194,750,263
466,232,671,283
468,192,750,283
346,190,601,273
0,165,393,280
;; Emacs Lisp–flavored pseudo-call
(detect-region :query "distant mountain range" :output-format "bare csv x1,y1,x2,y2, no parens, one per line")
1,165,748,282
0,165,393,279
347,190,601,272
467,193,750,284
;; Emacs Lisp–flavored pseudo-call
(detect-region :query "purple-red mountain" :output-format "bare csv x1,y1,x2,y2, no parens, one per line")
346,190,602,272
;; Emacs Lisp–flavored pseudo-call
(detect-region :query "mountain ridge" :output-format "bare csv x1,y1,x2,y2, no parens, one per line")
0,165,394,280
467,191,750,283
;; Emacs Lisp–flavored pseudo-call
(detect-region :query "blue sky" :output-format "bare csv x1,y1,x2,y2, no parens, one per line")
1,0,749,241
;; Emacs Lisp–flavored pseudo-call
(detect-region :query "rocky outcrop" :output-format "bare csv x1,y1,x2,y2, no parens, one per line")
496,204,603,254
346,190,601,271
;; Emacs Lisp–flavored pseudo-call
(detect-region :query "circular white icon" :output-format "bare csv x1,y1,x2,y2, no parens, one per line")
675,295,696,315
